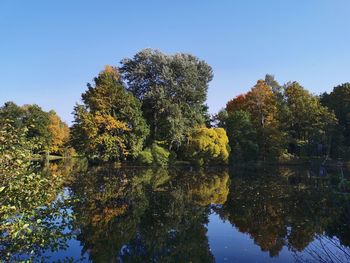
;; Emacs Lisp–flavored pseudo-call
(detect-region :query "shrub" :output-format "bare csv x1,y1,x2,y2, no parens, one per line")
186,127,230,166
151,143,170,166
137,149,153,165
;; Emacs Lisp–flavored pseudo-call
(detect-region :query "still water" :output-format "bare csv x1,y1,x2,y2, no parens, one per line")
3,161,350,262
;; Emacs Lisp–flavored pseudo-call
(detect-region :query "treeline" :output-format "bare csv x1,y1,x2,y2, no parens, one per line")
0,102,71,156
1,48,350,164
218,79,350,162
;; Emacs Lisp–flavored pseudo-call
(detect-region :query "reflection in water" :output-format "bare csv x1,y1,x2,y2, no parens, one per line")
70,167,229,262
1,161,350,262
215,166,350,261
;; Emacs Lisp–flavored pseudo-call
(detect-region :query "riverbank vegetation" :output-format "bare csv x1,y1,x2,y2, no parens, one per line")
1,49,350,166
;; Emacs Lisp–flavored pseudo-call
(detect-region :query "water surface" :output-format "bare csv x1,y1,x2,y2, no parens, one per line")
3,162,350,262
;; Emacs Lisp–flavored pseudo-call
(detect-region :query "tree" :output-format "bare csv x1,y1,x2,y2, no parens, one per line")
48,111,70,155
119,49,213,149
71,106,130,162
284,82,337,156
71,66,149,161
0,102,71,155
321,83,350,158
185,127,230,165
22,104,52,150
0,102,52,152
225,110,259,162
225,80,284,160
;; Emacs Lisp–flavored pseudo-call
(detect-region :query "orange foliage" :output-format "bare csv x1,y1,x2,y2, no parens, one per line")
48,112,70,154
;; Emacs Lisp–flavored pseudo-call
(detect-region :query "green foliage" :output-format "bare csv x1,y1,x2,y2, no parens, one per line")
151,143,170,166
186,127,230,166
284,82,337,156
225,110,259,162
120,49,213,149
0,102,71,155
321,83,350,158
71,66,149,161
223,77,337,161
0,121,73,261
137,148,154,165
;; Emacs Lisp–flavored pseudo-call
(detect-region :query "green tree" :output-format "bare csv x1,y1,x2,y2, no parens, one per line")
0,102,53,153
225,110,259,162
71,66,149,161
120,49,213,149
284,82,337,156
321,83,350,158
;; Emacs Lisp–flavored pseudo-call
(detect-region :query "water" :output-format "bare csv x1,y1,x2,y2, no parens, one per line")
2,162,350,262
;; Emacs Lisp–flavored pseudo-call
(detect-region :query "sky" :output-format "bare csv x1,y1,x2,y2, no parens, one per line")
1,0,350,124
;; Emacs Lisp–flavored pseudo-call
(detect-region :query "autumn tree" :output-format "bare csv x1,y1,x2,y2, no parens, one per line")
48,111,70,155
185,127,230,166
71,66,149,161
119,49,213,150
225,80,284,161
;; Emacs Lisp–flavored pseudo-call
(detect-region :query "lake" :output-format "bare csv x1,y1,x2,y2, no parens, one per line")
3,161,350,262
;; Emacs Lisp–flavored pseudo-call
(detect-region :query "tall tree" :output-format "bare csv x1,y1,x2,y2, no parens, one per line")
71,66,149,161
119,49,213,149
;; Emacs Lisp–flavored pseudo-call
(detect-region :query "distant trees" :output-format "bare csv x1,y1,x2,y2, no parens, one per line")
2,49,347,165
283,82,337,156
219,76,337,162
222,79,284,161
0,102,70,155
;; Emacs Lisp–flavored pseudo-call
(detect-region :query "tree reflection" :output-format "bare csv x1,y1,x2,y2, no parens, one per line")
215,166,350,258
70,166,230,262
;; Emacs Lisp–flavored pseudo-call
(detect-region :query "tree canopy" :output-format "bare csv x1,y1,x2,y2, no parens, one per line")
120,49,213,149
71,66,149,162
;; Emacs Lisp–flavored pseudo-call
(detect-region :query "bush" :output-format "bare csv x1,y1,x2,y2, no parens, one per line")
186,127,230,166
151,144,170,166
137,149,153,165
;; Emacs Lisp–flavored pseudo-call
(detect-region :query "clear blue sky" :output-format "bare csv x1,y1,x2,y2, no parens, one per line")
1,0,349,124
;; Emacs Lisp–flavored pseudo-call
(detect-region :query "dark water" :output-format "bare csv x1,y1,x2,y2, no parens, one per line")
3,161,350,262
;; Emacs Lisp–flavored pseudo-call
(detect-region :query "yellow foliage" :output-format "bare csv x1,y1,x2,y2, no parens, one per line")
188,172,230,205
48,112,70,154
188,127,230,165
102,65,120,80
94,113,130,132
